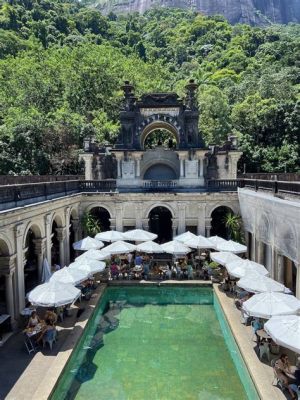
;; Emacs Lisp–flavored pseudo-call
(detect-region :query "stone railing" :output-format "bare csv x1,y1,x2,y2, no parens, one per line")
0,175,84,185
0,178,299,212
80,180,117,192
0,181,81,211
142,180,178,191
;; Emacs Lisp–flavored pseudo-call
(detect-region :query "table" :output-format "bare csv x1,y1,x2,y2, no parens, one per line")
132,266,142,272
257,329,271,340
23,323,43,354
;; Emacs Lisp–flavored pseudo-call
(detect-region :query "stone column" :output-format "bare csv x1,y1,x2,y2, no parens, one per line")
115,205,123,232
257,240,265,265
172,219,178,238
65,207,71,266
277,253,285,284
80,153,94,181
244,232,250,259
205,217,212,237
135,203,143,229
33,237,46,282
45,213,52,265
135,158,141,178
228,152,243,179
0,255,16,321
5,268,15,320
197,204,205,236
296,264,300,300
14,224,25,312
56,227,67,268
178,202,186,234
179,158,184,178
251,234,256,262
117,159,121,178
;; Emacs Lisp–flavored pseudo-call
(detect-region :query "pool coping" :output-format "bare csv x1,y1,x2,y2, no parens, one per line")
214,285,285,400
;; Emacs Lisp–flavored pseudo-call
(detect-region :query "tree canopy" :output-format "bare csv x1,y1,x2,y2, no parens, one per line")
0,2,299,174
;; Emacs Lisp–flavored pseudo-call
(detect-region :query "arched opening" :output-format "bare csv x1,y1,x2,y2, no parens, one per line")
51,220,60,266
90,207,111,232
211,206,234,239
144,164,177,180
24,228,39,293
149,207,172,243
0,239,10,314
140,120,180,150
143,128,178,150
283,257,297,294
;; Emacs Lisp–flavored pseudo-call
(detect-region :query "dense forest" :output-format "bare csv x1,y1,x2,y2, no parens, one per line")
0,1,299,175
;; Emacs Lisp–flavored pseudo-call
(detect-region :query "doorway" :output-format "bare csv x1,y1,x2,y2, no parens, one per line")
149,207,172,243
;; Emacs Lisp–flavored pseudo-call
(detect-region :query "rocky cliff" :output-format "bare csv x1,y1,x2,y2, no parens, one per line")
95,0,300,25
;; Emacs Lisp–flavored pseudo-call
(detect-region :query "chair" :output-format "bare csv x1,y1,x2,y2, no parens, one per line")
259,341,270,361
271,359,285,391
43,329,57,350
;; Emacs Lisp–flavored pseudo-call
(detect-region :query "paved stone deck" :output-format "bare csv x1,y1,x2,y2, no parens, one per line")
214,284,290,400
3,284,106,400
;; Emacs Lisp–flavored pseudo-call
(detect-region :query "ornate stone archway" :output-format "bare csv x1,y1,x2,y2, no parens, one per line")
115,80,203,150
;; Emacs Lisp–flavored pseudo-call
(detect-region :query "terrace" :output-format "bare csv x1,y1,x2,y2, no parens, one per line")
0,177,299,212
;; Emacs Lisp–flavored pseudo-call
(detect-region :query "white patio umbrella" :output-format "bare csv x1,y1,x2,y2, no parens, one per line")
73,236,104,251
161,240,191,255
242,292,300,319
208,235,228,249
174,231,197,243
226,259,269,279
136,241,164,254
265,315,300,354
41,258,52,283
216,240,247,254
69,260,106,275
210,251,241,266
95,230,125,243
101,240,136,255
122,229,157,242
75,249,109,262
50,266,88,285
28,280,81,307
237,271,285,293
184,235,214,249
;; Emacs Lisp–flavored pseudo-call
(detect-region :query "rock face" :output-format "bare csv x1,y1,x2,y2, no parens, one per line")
96,0,300,25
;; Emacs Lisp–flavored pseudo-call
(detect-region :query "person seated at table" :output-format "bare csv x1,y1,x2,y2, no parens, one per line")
236,292,252,309
164,264,172,280
127,253,133,266
152,263,160,277
135,253,143,266
110,262,119,279
251,318,263,341
142,262,150,280
44,309,57,325
27,311,41,328
175,263,183,279
187,263,194,280
275,354,297,399
37,318,56,344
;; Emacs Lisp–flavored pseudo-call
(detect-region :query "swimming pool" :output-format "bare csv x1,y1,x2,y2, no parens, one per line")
51,286,259,400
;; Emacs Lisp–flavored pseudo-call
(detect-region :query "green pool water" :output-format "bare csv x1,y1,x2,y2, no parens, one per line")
51,286,259,400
